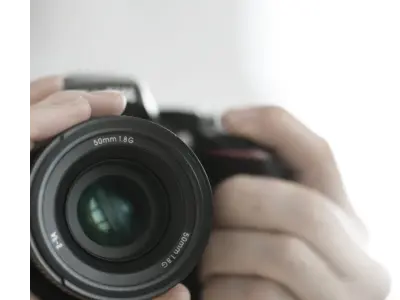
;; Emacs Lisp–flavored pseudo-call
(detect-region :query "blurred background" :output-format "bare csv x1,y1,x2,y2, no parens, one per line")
31,0,400,298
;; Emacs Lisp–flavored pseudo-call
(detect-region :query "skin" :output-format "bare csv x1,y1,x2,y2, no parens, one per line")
31,76,391,300
199,107,391,299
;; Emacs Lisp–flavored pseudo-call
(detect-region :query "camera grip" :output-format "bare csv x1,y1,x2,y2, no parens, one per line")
197,135,292,187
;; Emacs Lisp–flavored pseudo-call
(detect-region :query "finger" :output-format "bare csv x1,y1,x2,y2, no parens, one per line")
214,175,379,279
33,90,127,116
30,75,64,104
153,284,190,300
30,90,126,148
222,106,352,213
30,293,39,300
202,276,296,300
200,230,345,300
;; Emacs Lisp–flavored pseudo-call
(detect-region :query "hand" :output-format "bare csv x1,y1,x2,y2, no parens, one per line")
30,76,126,149
30,284,189,300
199,107,391,300
30,76,190,300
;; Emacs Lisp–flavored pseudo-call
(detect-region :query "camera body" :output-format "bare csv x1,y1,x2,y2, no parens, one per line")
63,74,291,187
31,74,290,300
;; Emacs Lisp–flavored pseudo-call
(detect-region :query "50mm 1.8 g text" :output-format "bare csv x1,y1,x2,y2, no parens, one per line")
93,136,134,146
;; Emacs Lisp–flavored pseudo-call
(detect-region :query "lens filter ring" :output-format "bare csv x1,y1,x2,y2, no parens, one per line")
30,116,212,300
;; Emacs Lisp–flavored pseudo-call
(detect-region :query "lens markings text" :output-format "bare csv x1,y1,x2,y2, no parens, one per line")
93,136,134,146
50,231,63,251
161,232,191,269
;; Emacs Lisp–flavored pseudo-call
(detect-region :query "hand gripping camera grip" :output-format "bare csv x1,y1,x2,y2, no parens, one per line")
196,134,293,187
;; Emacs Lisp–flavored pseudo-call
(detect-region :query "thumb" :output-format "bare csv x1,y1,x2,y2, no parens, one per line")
154,284,190,300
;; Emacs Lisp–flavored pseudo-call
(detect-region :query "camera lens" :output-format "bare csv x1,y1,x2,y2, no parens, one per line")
65,160,170,262
77,175,149,248
31,116,212,300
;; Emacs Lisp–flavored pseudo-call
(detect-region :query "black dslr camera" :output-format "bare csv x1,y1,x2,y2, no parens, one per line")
31,74,290,300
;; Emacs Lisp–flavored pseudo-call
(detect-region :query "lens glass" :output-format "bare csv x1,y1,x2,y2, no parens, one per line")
77,175,151,247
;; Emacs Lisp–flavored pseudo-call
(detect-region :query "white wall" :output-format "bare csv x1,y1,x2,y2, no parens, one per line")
30,0,271,113
31,0,400,297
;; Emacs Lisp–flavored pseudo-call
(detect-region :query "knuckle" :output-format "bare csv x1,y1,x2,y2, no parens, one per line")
214,174,250,200
199,232,223,280
75,96,92,118
274,236,308,272
262,106,288,119
201,278,240,300
246,281,284,300
297,191,333,231
39,90,91,108
313,136,334,160
260,281,289,298
376,266,392,299
361,263,392,300
278,236,302,256
259,106,290,127
203,277,285,300
347,259,392,300
51,90,88,99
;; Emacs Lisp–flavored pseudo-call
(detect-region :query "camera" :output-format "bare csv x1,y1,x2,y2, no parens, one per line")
31,74,291,300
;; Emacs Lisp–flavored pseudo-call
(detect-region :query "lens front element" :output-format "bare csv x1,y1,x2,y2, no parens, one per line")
78,175,150,248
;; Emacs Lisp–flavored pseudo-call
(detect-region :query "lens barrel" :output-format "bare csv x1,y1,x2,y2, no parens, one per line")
30,116,212,300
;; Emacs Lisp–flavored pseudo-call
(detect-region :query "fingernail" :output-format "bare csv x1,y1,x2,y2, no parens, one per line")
85,90,127,115
89,90,127,106
168,284,190,300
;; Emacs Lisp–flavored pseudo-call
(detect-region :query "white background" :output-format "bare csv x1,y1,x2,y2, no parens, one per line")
30,0,400,298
